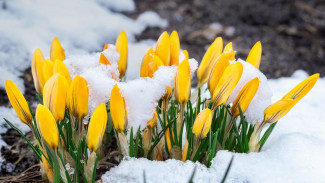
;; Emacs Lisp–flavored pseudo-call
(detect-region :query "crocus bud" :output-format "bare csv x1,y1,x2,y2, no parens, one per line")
110,84,127,133
67,75,89,120
231,77,259,117
140,51,164,78
264,99,295,124
5,80,32,127
115,30,128,79
174,59,191,105
197,37,223,86
170,30,180,66
87,103,108,152
182,50,189,60
246,41,262,69
182,140,188,162
162,86,172,100
43,59,54,83
53,60,71,85
147,111,158,129
36,104,59,150
99,53,111,65
50,37,65,61
155,31,170,66
165,128,172,151
31,48,45,94
192,108,213,139
43,73,68,122
212,62,243,107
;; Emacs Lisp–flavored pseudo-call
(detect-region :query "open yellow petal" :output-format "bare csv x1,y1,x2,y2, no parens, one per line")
99,53,111,65
110,84,127,133
5,80,32,127
170,30,180,66
282,73,319,103
174,59,191,105
212,62,243,107
43,73,68,122
53,59,71,85
87,103,107,152
197,37,223,86
231,77,260,117
115,30,128,79
192,108,213,139
155,31,170,66
246,41,262,69
36,104,59,150
67,75,89,120
183,50,189,59
50,37,65,61
31,48,45,94
264,99,296,124
147,111,158,129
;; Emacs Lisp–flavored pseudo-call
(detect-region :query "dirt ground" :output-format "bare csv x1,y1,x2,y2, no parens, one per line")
1,0,325,180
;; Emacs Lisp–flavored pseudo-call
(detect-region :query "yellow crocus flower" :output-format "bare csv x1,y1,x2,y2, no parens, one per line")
99,53,111,65
231,77,260,117
182,50,189,59
5,80,32,127
207,51,233,95
87,103,108,152
31,48,46,94
174,59,191,105
35,104,59,150
246,41,262,69
110,84,127,133
264,99,295,124
115,30,128,79
67,75,89,120
140,51,164,78
155,31,170,66
50,37,65,61
42,59,54,84
197,37,223,86
165,128,172,151
53,59,71,85
170,30,180,66
192,108,213,139
147,111,158,129
43,73,68,122
182,140,188,162
212,62,243,107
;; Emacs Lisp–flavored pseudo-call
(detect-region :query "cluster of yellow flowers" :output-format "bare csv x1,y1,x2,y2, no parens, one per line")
3,30,319,182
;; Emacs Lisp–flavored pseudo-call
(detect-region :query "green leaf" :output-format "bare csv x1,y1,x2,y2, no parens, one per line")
208,130,219,167
259,122,277,151
221,155,234,183
129,127,134,157
92,154,100,183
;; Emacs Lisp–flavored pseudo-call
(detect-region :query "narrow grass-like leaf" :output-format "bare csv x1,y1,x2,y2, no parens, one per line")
221,155,234,183
129,127,134,157
259,122,277,151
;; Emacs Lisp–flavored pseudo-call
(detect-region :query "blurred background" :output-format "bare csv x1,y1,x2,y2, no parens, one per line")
0,0,324,177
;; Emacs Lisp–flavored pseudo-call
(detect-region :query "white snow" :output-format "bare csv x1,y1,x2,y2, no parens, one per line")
136,11,168,28
102,70,325,183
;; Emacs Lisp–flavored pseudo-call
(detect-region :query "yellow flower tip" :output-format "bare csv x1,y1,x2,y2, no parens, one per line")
140,49,163,78
43,73,68,122
36,104,59,150
155,31,170,66
207,52,232,96
264,99,296,124
50,37,65,61
68,75,89,120
147,111,158,129
103,43,109,51
5,80,32,127
99,53,111,65
87,103,107,152
182,50,189,60
162,86,172,100
212,62,243,107
247,41,262,69
182,140,189,162
53,59,71,84
174,59,191,105
192,108,213,139
43,59,54,84
31,48,45,94
41,155,54,182
115,30,128,79
165,128,172,151
231,77,260,117
110,84,128,133
223,42,233,53
170,30,180,66
197,37,223,86
282,73,319,103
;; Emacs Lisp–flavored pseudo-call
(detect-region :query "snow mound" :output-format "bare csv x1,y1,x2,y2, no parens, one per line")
136,11,168,28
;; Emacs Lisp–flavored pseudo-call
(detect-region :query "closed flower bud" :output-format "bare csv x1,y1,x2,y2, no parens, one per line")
43,59,54,83
174,59,191,105
162,86,172,100
264,99,295,124
147,111,158,129
155,31,170,66
5,80,32,127
165,128,172,151
140,50,164,78
182,50,189,60
43,73,68,122
110,84,127,133
99,53,111,65
212,62,243,107
246,41,262,69
197,37,223,86
50,37,65,61
231,77,259,117
115,30,128,78
67,75,89,120
170,30,180,66
53,59,71,84
31,48,46,94
36,104,59,150
192,108,213,139
87,103,108,152
182,140,188,162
